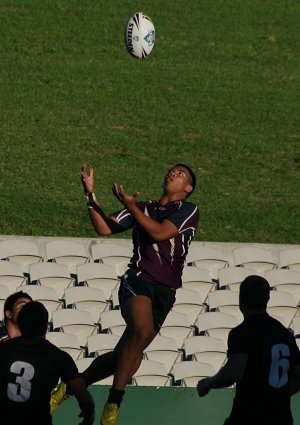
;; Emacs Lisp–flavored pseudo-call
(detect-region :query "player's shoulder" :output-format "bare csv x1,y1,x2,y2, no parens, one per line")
268,314,294,336
229,321,244,337
0,336,21,356
179,199,198,209
228,315,253,340
176,200,200,217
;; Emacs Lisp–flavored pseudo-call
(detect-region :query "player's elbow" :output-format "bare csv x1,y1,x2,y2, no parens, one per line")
96,228,112,236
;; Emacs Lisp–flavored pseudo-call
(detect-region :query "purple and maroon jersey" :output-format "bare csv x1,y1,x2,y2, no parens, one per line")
112,200,199,290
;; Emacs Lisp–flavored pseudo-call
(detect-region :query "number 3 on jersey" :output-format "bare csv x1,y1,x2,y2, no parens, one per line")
269,344,290,389
7,361,35,402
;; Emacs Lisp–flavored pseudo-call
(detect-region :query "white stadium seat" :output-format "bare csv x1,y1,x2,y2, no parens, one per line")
279,248,300,272
64,286,110,323
218,266,256,291
172,361,215,387
233,246,277,273
46,332,84,361
100,309,126,336
144,335,182,373
132,360,172,387
90,243,132,272
76,263,119,299
45,240,89,274
29,262,74,299
172,287,206,325
183,335,227,372
185,246,229,280
196,312,241,345
17,285,63,319
52,309,98,346
0,261,28,293
0,240,42,274
159,311,194,348
266,269,300,304
182,266,215,302
87,334,120,357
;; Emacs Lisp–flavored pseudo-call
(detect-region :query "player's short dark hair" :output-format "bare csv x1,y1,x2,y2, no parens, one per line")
239,275,270,310
3,291,32,321
174,163,196,196
18,301,48,337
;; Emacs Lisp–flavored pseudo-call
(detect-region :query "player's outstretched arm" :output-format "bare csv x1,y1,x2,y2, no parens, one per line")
197,353,248,397
81,163,124,236
112,183,179,241
67,376,95,425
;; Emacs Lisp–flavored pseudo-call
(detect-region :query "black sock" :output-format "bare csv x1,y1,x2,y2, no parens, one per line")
107,388,125,407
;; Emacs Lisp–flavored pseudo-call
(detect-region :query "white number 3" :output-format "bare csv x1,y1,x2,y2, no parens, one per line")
7,361,35,402
269,344,290,389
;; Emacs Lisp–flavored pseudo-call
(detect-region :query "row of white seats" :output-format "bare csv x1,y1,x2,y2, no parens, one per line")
0,240,132,275
1,239,300,278
2,280,300,333
0,262,120,298
9,302,294,349
75,359,219,388
2,257,300,303
49,328,300,388
2,270,300,338
74,356,217,388
46,332,227,387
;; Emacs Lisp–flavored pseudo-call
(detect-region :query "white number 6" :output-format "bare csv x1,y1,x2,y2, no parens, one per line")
269,344,290,389
7,361,35,402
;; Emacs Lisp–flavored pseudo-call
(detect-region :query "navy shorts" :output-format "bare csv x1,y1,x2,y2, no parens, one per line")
118,272,176,332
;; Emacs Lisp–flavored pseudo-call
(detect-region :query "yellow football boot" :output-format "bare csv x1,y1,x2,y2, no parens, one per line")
100,402,120,425
50,381,68,414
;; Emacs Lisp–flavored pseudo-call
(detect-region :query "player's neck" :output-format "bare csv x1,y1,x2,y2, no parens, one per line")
6,322,21,339
243,308,267,319
160,192,187,205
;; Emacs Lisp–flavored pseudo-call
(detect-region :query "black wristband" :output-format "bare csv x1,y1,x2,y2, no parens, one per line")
86,194,125,234
86,193,97,206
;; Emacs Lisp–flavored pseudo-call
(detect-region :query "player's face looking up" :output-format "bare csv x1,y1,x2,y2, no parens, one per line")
10,298,31,324
163,166,193,197
167,168,187,179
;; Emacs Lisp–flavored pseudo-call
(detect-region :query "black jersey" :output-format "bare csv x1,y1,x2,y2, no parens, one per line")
0,335,79,425
226,313,300,425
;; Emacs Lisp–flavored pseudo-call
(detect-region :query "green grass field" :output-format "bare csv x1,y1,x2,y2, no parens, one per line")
0,0,299,243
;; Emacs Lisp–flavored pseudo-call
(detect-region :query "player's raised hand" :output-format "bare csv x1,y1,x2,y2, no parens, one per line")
81,163,94,195
112,183,140,209
197,377,211,397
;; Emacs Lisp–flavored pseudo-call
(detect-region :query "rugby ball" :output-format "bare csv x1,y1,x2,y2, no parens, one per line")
125,12,155,59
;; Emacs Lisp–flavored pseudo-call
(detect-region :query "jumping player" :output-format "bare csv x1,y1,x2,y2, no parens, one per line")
78,162,200,425
197,275,300,425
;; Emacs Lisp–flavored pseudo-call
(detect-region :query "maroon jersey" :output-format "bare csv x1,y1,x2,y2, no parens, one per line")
113,200,199,289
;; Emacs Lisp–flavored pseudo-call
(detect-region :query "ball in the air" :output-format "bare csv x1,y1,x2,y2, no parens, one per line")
124,12,155,59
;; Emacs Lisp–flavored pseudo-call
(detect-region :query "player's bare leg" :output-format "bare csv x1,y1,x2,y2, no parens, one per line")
101,295,157,425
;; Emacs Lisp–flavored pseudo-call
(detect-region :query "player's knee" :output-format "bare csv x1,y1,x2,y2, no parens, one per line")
133,326,155,347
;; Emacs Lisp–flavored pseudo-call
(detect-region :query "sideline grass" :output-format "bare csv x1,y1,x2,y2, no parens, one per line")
0,0,299,242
